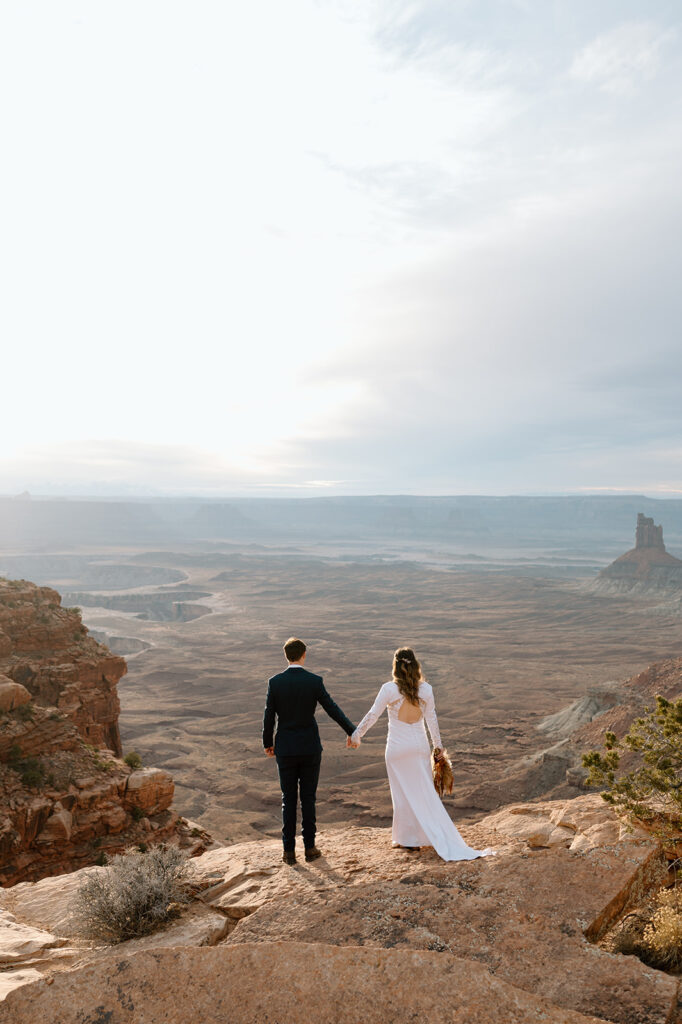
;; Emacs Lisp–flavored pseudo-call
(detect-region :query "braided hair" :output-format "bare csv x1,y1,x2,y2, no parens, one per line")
392,647,423,706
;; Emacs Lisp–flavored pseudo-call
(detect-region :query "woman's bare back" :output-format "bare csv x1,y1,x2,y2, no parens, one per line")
397,698,423,724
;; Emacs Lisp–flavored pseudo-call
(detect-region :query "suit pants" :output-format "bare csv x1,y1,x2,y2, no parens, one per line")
276,752,322,851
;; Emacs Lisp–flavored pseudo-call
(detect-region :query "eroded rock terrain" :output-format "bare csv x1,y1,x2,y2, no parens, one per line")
0,578,212,884
0,578,126,754
0,795,678,1023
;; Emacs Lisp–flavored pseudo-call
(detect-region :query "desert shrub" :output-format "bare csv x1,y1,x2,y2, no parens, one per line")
7,743,23,763
609,910,650,957
13,702,35,722
124,751,143,770
6,744,46,787
130,805,145,822
582,696,682,845
641,887,682,970
72,843,191,942
18,758,45,787
20,757,46,787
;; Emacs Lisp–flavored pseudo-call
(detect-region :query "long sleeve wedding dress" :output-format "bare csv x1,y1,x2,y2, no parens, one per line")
351,680,495,861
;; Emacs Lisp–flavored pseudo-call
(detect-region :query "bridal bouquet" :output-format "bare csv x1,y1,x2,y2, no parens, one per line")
431,747,454,797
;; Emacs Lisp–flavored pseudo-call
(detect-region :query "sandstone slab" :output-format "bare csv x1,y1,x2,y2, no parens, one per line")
0,941,609,1024
0,911,64,965
192,799,675,1024
0,865,106,936
0,969,43,1002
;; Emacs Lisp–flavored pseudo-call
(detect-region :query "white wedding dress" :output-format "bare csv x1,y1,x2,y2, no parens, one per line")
351,680,495,861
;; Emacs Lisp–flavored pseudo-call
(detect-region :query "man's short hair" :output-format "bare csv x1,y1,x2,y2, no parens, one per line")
284,637,306,662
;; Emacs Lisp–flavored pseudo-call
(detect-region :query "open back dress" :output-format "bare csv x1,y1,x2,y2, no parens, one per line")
351,680,495,861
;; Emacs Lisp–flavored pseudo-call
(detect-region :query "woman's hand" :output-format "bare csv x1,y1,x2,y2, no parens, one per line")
432,747,444,762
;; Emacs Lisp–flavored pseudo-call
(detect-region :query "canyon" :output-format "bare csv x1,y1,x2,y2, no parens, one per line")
1,503,682,1021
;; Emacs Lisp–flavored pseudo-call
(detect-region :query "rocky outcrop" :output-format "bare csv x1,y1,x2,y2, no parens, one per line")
595,513,682,593
457,656,682,811
0,795,677,1023
0,576,214,885
0,944,611,1024
0,695,203,885
0,579,126,755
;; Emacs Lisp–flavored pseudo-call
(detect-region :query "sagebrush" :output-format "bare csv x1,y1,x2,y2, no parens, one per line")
642,886,682,970
610,886,682,972
72,843,191,942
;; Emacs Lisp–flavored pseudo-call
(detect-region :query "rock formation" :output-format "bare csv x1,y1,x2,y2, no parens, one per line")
0,577,213,885
0,795,677,1023
0,578,126,754
456,657,682,812
596,513,682,593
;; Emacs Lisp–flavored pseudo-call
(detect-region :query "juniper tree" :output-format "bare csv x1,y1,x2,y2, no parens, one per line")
582,695,682,845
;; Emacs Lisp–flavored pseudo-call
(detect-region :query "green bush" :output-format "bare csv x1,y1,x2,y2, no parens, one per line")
582,695,682,845
124,751,143,770
130,805,145,822
7,743,22,763
72,843,190,942
13,703,35,722
6,743,46,788
17,758,45,787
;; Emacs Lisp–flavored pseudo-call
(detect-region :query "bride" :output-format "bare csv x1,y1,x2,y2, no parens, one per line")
347,647,495,862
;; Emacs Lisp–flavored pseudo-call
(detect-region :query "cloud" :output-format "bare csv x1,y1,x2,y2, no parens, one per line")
569,20,675,95
0,1,681,496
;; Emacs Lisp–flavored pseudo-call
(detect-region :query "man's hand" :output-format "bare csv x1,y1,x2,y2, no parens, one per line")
264,746,275,757
346,736,359,749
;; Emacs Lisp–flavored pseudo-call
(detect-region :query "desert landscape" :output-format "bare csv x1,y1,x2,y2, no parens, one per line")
2,498,681,845
3,500,682,1022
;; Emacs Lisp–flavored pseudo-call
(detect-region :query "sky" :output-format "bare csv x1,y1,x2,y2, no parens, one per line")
1,0,681,497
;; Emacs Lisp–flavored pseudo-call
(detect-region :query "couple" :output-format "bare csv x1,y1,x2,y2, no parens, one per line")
262,636,495,865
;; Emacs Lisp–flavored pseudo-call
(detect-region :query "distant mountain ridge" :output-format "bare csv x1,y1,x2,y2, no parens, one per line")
3,494,682,552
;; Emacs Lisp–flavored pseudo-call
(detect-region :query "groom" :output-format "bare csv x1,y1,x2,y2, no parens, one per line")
263,637,356,865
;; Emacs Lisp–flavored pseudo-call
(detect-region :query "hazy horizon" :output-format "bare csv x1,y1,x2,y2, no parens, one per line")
2,1,680,498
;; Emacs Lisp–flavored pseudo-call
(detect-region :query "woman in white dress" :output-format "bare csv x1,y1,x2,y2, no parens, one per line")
347,647,495,862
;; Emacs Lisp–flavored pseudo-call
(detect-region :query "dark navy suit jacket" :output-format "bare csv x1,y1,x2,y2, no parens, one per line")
262,666,355,756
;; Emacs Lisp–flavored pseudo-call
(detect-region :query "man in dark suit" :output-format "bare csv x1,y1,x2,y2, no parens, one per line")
263,636,356,865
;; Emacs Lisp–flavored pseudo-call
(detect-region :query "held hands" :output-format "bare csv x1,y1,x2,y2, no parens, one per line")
346,735,360,749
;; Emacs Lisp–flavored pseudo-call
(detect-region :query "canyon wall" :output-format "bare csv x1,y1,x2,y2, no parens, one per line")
0,579,125,755
0,578,211,885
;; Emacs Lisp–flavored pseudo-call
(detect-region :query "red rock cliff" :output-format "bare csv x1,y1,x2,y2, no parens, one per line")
0,578,212,885
0,579,125,755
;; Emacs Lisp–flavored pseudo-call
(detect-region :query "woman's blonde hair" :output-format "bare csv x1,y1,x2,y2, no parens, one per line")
392,647,423,706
